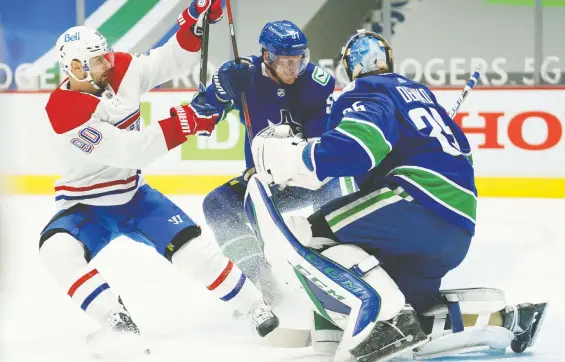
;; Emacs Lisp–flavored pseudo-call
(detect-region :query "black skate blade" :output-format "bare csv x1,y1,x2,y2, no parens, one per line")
355,335,430,362
257,315,280,338
528,302,548,348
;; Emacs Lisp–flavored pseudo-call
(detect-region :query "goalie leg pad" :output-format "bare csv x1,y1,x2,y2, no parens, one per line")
320,244,405,323
414,326,514,360
311,310,344,355
244,175,407,362
414,288,514,359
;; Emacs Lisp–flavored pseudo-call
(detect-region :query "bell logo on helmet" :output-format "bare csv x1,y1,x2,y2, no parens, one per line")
64,32,80,42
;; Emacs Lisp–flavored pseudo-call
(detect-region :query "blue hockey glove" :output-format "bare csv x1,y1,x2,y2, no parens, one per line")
212,59,255,102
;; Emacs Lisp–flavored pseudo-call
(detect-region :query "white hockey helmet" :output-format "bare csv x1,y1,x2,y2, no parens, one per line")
56,26,114,88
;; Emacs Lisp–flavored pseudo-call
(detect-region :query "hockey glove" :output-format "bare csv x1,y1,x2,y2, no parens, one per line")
176,0,224,51
212,59,255,102
169,103,219,136
208,0,224,23
252,124,330,190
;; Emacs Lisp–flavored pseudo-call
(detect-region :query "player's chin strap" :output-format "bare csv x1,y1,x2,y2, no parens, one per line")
263,60,287,85
67,70,102,90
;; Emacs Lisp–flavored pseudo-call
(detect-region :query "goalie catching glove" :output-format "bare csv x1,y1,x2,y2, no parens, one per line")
251,124,330,190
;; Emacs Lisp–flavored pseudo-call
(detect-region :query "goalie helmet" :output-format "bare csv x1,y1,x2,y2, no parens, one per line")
341,30,393,82
259,20,310,79
56,26,114,89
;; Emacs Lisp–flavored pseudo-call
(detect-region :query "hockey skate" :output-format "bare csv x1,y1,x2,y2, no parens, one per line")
501,302,548,353
249,301,280,337
86,309,150,359
349,306,429,362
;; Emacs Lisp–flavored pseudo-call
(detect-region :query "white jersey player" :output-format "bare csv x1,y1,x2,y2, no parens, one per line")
39,0,278,357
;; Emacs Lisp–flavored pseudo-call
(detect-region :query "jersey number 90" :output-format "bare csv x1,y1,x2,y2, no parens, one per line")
70,127,103,154
408,107,462,156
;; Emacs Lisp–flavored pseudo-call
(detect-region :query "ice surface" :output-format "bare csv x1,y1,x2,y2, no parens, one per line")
0,196,563,361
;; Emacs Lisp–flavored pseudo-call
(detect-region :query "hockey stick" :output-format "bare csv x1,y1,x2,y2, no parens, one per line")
197,12,210,95
225,0,254,142
449,64,482,118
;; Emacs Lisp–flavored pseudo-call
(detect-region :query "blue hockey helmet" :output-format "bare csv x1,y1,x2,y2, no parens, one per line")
341,30,393,82
259,20,310,79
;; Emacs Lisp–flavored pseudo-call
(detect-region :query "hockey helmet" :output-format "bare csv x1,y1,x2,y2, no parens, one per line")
259,20,310,78
341,30,393,82
56,26,114,88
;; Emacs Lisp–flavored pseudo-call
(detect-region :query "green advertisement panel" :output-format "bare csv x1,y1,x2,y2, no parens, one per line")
485,0,565,6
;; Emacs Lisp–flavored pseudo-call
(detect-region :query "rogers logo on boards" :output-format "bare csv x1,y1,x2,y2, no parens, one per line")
453,111,564,151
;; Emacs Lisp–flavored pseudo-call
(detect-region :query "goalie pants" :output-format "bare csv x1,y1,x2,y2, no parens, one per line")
39,184,197,261
309,186,472,313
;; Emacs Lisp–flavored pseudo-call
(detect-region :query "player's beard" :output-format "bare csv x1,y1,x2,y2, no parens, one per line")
93,71,110,88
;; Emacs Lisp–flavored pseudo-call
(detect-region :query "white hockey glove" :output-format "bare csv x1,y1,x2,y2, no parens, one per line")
251,124,329,190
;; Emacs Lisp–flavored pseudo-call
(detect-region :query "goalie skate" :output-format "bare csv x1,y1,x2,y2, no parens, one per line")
502,302,548,353
350,306,428,362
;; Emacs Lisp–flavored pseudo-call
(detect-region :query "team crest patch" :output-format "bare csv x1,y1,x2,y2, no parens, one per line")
312,66,330,86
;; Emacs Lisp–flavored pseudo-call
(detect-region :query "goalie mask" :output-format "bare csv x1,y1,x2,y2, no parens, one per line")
341,30,393,82
56,26,115,89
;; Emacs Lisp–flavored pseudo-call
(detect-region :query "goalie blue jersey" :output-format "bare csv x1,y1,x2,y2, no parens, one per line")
310,74,477,235
206,56,335,167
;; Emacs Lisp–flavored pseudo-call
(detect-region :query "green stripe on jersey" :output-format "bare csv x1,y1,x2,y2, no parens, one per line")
466,153,474,166
326,188,403,232
390,166,477,223
337,118,392,168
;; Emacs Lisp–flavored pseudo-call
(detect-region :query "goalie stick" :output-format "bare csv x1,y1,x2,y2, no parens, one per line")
449,64,483,118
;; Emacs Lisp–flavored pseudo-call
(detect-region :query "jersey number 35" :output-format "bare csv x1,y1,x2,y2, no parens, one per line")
408,107,463,156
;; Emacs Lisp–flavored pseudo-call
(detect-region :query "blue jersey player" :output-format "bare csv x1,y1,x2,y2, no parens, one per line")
199,20,347,301
249,30,547,361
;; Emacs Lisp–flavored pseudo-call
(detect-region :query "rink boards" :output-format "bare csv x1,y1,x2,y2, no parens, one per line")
1,88,564,198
